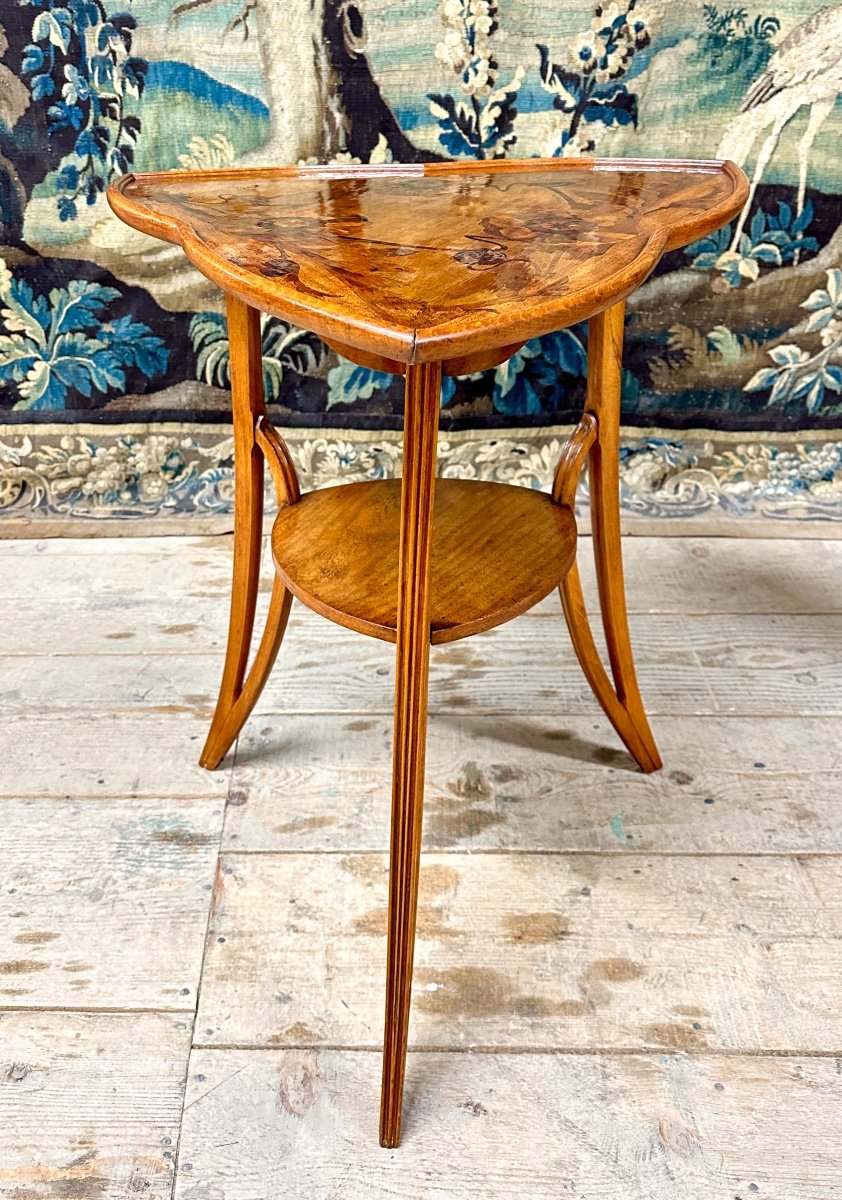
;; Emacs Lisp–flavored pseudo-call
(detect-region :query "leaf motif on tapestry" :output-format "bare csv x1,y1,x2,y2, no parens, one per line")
19,0,148,222
744,270,842,414
686,201,819,288
0,260,167,410
427,0,524,159
189,311,328,402
492,329,588,416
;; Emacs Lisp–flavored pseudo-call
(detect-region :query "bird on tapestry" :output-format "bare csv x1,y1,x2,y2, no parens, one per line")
717,3,842,249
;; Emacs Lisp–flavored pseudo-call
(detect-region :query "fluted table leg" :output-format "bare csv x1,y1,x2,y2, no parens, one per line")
379,360,441,1148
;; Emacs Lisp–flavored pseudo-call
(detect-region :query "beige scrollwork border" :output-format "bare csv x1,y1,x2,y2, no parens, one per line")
1,422,842,537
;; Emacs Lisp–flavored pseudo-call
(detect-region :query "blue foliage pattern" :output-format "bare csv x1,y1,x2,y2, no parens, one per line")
0,263,167,410
21,0,147,221
687,201,819,287
493,330,587,415
0,0,839,445
427,0,523,159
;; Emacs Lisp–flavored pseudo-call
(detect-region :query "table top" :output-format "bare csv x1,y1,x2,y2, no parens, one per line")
108,158,747,366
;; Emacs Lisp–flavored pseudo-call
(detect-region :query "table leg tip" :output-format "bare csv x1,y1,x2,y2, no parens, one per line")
379,1103,403,1148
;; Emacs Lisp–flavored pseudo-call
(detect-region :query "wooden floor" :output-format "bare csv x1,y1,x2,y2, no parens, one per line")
1,533,841,1198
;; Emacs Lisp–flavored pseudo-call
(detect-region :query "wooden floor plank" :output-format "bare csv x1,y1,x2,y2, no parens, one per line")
1,532,840,1197
194,852,842,1052
225,713,842,853
0,543,231,656
0,1012,191,1200
0,535,228,557
0,652,228,717
0,597,230,656
798,856,842,933
2,533,840,656
176,1047,841,1198
0,713,229,798
3,534,840,613
0,797,223,1009
578,534,842,615
4,610,842,718
0,544,230,598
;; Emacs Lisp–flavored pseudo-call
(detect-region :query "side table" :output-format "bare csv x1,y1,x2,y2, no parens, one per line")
109,156,748,1146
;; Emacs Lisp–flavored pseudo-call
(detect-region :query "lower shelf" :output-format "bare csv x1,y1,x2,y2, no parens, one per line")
271,478,577,644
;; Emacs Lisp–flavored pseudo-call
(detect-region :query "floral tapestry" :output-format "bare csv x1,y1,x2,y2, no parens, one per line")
1,0,841,526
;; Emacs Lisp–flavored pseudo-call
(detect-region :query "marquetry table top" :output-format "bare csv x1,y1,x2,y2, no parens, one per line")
109,158,747,366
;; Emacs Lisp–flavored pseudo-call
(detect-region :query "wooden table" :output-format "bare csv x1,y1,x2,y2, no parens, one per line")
108,156,748,1147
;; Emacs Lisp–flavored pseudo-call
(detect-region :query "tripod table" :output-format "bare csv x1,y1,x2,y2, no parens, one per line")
108,155,748,1146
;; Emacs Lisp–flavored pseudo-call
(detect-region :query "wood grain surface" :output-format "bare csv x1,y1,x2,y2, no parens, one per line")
226,713,842,854
2,535,840,657
562,302,660,772
0,796,223,1008
199,298,296,771
176,1048,841,1198
4,610,842,718
108,158,748,365
193,850,842,1053
378,360,441,1146
3,532,841,1195
0,1012,190,1200
272,478,577,643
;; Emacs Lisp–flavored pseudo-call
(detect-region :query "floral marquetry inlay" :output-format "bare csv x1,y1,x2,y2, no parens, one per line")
109,158,747,366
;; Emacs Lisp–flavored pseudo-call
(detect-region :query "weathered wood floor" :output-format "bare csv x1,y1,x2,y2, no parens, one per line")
1,533,840,1199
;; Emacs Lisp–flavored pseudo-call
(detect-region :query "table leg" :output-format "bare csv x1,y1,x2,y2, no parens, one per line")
560,300,662,773
379,360,441,1148
200,296,294,771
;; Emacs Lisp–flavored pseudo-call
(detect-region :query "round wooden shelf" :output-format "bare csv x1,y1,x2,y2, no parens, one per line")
271,478,577,644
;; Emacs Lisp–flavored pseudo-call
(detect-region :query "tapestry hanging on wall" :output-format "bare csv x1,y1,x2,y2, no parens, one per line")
1,0,841,526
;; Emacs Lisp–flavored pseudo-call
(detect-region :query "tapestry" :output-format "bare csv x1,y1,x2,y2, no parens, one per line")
1,0,841,527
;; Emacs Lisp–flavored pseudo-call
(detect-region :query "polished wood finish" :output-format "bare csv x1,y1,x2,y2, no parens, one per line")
560,301,661,774
199,297,298,771
552,412,597,509
270,478,577,645
108,158,748,369
380,361,441,1149
321,334,528,379
253,413,300,508
107,156,748,1145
